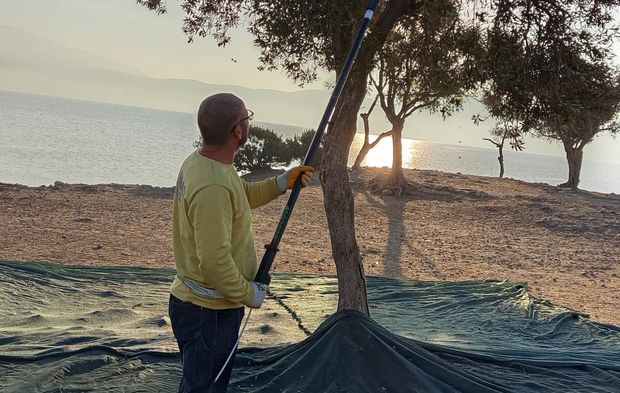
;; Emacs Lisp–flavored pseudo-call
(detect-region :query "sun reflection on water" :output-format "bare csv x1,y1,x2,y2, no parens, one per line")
349,133,428,169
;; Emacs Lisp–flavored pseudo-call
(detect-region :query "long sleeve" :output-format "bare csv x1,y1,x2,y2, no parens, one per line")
240,177,283,209
189,186,254,305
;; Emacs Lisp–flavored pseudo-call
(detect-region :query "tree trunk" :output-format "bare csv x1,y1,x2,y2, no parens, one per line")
483,137,506,179
387,122,407,186
498,143,505,178
316,0,410,316
353,96,378,171
353,112,371,170
353,143,372,170
320,77,369,315
560,142,584,190
353,130,393,170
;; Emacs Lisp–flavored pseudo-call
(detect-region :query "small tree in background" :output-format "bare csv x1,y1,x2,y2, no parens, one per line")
474,114,525,178
371,2,482,194
234,126,291,172
352,95,393,171
286,129,323,169
195,125,295,172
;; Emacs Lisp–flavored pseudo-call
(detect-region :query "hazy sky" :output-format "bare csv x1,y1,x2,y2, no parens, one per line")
0,0,330,91
1,1,616,89
1,0,619,163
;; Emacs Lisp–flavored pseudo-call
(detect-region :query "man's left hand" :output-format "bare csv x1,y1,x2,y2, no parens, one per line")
276,166,315,191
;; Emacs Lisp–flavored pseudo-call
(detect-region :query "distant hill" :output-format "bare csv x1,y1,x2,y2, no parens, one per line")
0,26,329,128
0,25,483,142
0,26,147,77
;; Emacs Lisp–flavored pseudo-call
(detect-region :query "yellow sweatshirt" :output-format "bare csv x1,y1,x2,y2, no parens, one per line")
170,151,282,309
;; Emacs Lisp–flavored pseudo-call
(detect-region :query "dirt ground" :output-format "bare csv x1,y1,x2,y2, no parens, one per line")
1,167,618,325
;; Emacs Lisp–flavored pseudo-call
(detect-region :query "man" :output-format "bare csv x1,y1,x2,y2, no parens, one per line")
169,92,314,393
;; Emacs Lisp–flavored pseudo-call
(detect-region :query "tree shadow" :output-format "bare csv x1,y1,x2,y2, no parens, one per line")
351,169,491,280
357,189,434,280
383,195,405,279
402,238,446,280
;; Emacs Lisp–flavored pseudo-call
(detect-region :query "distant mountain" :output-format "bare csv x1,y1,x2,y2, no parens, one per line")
0,26,147,77
0,26,487,141
0,26,329,128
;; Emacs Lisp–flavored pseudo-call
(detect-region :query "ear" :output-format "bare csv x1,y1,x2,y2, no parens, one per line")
231,124,242,141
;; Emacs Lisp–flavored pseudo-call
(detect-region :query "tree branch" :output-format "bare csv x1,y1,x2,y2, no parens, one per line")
368,130,394,148
483,137,502,148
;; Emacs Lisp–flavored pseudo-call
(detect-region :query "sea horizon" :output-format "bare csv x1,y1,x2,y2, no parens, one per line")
1,90,619,194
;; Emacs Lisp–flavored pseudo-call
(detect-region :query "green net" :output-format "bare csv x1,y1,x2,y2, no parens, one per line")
1,260,618,392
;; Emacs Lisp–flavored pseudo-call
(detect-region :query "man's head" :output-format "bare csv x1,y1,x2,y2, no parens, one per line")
197,93,252,148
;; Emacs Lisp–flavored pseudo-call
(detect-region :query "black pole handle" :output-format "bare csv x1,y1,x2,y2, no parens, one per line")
367,0,380,11
254,1,380,285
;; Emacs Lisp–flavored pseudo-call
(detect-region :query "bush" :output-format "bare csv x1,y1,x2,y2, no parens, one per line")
286,129,323,168
194,126,321,172
234,126,292,172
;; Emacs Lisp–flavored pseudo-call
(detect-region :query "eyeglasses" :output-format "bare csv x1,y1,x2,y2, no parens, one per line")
231,109,254,132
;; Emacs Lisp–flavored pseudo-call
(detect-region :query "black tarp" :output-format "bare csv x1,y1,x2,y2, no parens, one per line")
1,260,619,392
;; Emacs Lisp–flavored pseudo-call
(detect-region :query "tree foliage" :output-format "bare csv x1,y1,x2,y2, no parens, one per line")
534,48,620,146
482,0,620,189
370,0,483,190
286,129,323,168
137,0,377,84
475,113,525,178
374,1,482,121
234,126,291,172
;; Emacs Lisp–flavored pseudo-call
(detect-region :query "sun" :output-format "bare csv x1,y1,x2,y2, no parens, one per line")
350,134,424,169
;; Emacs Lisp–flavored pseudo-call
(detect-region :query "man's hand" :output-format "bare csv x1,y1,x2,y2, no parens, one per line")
276,166,315,192
248,281,269,308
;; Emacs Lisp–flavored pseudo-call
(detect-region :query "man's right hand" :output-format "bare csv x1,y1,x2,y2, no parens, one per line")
248,281,268,308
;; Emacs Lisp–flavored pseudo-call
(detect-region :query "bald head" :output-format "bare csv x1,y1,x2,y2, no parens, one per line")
197,93,248,146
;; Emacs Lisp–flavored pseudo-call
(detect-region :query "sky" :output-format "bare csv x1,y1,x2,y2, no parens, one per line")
1,0,619,163
0,0,330,91
4,0,611,92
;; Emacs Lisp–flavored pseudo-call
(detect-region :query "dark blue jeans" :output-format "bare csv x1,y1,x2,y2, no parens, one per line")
169,295,244,393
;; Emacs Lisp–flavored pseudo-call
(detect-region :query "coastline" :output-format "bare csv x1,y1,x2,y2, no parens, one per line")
1,167,618,324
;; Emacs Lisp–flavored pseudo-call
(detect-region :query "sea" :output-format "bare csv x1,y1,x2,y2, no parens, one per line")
1,90,619,194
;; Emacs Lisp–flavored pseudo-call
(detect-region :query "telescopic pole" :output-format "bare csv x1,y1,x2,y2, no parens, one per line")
255,0,380,285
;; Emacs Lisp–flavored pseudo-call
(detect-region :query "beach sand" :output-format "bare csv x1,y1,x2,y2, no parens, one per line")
1,167,618,325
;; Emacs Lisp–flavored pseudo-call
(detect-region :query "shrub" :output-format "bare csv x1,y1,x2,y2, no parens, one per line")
234,126,292,172
286,129,322,168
